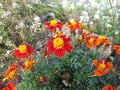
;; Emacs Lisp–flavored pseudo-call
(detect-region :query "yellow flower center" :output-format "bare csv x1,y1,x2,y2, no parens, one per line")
50,20,57,26
88,38,94,44
98,64,106,70
40,76,45,82
53,37,64,49
9,70,17,79
71,21,77,26
99,36,106,40
56,31,62,36
24,61,32,69
78,37,82,42
18,44,27,53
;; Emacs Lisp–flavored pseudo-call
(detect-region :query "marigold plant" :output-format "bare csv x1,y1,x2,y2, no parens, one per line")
14,43,34,59
102,84,116,90
93,58,113,77
45,19,63,31
46,35,73,58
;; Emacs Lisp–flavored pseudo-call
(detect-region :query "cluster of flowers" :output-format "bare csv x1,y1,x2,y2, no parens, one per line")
1,19,120,90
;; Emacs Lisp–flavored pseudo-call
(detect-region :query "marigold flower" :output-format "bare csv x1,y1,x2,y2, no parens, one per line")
2,82,16,90
39,76,49,84
24,56,37,71
84,34,99,49
46,35,73,58
113,45,120,55
67,19,83,31
45,20,63,31
98,36,110,45
14,43,34,59
93,58,113,77
3,64,17,82
102,84,116,90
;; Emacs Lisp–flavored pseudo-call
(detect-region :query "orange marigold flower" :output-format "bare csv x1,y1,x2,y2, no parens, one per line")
45,20,63,31
24,56,37,71
2,82,16,90
46,35,73,58
67,19,83,31
93,58,113,77
39,76,49,84
98,36,110,45
113,45,120,55
84,34,99,49
102,84,116,90
3,64,17,82
14,43,34,59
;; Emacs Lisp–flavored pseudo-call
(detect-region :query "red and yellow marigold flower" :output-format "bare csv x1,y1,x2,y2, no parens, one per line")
39,76,49,84
93,58,113,77
98,36,110,45
67,19,83,31
24,56,37,71
3,64,17,82
102,84,116,90
84,34,99,49
2,82,16,90
14,43,34,59
113,45,120,55
45,20,63,31
46,35,73,58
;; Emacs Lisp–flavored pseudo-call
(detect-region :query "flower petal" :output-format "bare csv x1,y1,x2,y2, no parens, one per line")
94,70,102,77
47,47,54,55
55,49,65,58
64,44,73,52
93,59,98,67
106,62,113,69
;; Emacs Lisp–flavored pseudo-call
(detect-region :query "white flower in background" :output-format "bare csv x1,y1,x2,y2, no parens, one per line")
89,21,94,27
26,4,33,8
115,31,119,35
80,15,89,23
34,15,41,22
18,20,24,28
96,10,101,14
81,11,88,16
0,21,2,25
15,20,24,29
83,3,91,10
0,2,3,8
100,6,104,11
70,18,75,23
62,0,68,6
1,10,11,18
12,2,20,8
106,23,112,28
94,13,100,21
90,1,100,8
61,25,71,37
70,3,75,10
0,36,3,43
5,50,11,56
76,2,82,6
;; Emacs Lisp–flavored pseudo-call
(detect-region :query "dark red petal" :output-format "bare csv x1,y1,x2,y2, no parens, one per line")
27,45,34,54
47,47,54,55
57,22,63,29
7,82,15,90
55,49,65,58
50,26,56,31
64,44,73,52
46,39,53,47
45,22,50,28
14,49,29,59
